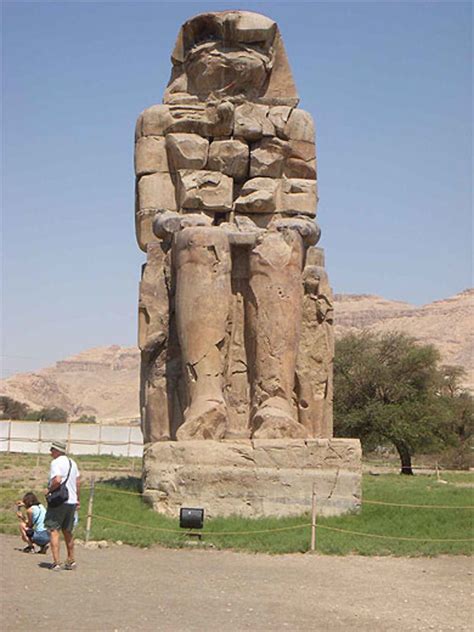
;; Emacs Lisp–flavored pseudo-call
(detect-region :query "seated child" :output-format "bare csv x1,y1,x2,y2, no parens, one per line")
16,492,50,554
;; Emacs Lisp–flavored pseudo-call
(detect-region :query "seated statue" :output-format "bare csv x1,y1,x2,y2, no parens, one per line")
135,11,334,442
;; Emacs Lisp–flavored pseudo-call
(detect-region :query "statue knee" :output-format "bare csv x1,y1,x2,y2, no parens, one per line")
250,229,304,272
175,226,231,269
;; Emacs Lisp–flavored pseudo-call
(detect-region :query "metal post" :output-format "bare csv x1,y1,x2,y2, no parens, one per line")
311,482,317,552
36,420,42,469
85,476,95,544
7,420,11,453
66,420,72,453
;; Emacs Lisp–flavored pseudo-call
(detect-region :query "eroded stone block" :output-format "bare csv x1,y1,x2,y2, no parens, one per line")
208,139,249,180
135,209,158,252
285,157,317,179
234,177,279,213
284,109,315,142
268,105,292,139
177,170,233,211
166,133,209,171
168,101,234,137
143,439,362,518
234,103,274,141
140,104,174,137
137,172,178,212
250,137,290,178
135,136,169,176
281,178,317,216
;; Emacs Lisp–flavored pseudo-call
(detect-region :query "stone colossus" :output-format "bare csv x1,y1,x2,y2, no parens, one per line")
135,11,334,444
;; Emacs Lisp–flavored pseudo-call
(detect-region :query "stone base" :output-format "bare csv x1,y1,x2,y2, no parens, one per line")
143,438,361,518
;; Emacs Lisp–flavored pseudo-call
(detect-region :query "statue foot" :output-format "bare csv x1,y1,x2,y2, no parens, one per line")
176,399,228,440
251,397,309,439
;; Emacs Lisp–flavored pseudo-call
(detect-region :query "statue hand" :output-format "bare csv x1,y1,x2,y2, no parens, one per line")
153,211,182,239
153,211,212,240
274,217,321,247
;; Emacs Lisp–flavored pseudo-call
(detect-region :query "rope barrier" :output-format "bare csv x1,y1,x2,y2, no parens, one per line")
314,524,474,543
92,513,312,536
1,509,472,544
92,514,184,534
94,486,144,497
362,499,474,510
92,484,474,510
78,514,474,542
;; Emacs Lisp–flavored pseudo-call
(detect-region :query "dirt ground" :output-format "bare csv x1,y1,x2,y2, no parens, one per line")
1,535,472,632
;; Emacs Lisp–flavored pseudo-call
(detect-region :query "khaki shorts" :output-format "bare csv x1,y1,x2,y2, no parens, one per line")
45,503,76,532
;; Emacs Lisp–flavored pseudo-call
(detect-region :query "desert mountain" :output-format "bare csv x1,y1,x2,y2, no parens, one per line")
1,290,472,422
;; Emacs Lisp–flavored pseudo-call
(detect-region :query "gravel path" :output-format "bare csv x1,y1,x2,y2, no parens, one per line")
1,535,472,631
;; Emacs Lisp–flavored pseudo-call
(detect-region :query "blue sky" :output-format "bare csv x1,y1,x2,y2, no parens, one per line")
2,1,472,377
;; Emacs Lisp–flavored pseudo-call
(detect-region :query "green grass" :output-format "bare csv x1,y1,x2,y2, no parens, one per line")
0,452,141,472
1,471,471,555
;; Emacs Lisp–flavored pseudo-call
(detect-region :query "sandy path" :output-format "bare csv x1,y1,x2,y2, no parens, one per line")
1,535,472,631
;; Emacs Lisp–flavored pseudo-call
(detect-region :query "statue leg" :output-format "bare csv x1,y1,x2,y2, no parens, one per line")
174,226,231,440
247,229,309,439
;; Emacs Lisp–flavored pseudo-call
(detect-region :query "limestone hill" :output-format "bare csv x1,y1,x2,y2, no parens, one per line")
1,291,472,422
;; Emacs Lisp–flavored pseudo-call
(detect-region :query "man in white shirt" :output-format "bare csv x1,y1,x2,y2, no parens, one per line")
44,440,80,571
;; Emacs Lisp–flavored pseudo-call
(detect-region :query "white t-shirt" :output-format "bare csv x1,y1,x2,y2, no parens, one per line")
49,454,80,505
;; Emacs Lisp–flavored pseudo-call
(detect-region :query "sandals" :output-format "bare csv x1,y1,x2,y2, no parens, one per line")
37,544,49,555
22,545,34,553
49,563,62,572
63,560,77,571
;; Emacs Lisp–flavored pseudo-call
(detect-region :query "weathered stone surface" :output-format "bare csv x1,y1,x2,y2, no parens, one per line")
285,158,317,179
268,105,292,139
135,210,158,252
166,133,208,171
136,173,177,251
289,140,316,162
143,439,362,518
137,173,177,212
281,178,318,216
135,11,343,472
247,230,305,438
297,247,334,437
274,216,320,247
207,140,249,181
138,101,235,138
138,243,173,441
166,11,297,106
139,105,174,137
177,170,233,212
134,136,168,176
285,140,317,179
233,177,279,213
284,109,315,142
234,103,274,141
250,137,290,178
167,101,235,137
174,227,232,440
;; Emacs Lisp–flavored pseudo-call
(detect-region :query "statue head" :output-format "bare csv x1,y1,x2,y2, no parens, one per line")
164,11,299,106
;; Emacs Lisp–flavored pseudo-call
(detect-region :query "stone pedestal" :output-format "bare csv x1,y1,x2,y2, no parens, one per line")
143,438,361,518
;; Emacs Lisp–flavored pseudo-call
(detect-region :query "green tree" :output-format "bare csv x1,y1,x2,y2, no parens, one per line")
334,332,459,474
26,407,69,422
74,414,97,423
0,396,30,420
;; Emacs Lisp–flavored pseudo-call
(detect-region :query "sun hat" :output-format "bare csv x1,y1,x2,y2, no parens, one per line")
50,440,67,453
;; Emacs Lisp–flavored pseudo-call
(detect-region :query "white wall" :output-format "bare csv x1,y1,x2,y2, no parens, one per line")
0,420,143,457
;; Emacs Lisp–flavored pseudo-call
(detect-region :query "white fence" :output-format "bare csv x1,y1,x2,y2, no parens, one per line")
0,420,143,457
